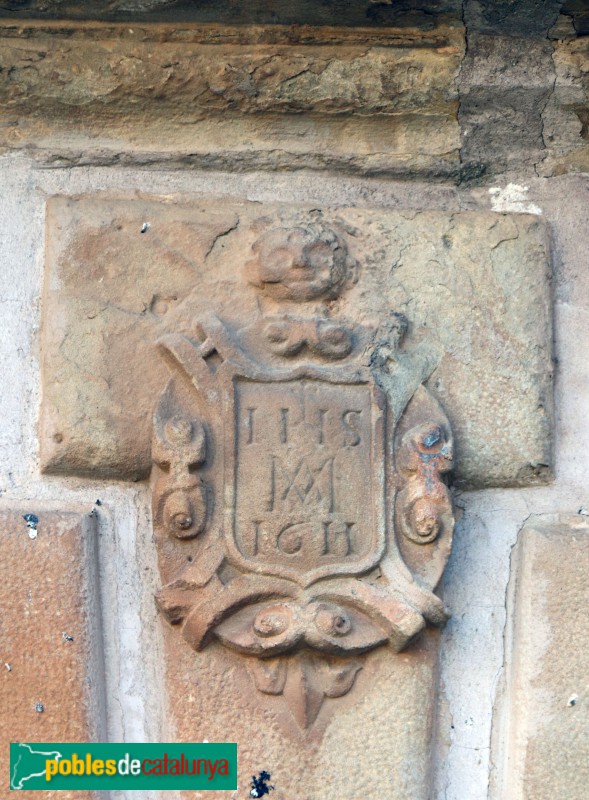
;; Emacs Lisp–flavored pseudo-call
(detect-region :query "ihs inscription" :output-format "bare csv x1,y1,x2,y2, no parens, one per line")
234,380,374,572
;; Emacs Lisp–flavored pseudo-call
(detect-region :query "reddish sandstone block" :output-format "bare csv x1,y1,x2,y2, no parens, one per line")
0,508,104,799
41,197,552,490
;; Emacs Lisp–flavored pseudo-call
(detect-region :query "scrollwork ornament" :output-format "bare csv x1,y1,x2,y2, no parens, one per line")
151,220,455,729
397,422,454,546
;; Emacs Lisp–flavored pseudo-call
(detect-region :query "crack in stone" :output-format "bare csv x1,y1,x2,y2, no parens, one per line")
203,219,240,261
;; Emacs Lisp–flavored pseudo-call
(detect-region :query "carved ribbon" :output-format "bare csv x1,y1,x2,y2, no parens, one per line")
263,317,353,359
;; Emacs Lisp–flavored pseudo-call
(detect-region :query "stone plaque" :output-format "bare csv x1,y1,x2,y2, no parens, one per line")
163,629,440,799
41,197,553,490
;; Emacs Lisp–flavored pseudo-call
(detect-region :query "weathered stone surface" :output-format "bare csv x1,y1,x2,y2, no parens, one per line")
561,1,589,36
41,196,552,489
493,515,589,800
464,0,562,38
163,628,440,800
0,31,459,117
0,508,104,798
539,38,589,178
457,17,589,183
464,0,587,39
458,34,556,180
0,21,463,177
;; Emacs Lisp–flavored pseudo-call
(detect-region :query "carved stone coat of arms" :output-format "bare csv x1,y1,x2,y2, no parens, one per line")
152,220,454,729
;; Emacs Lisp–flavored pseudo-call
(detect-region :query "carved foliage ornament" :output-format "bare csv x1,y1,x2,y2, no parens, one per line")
152,221,454,728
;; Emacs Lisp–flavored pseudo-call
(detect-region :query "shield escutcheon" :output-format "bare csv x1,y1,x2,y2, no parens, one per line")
224,372,386,586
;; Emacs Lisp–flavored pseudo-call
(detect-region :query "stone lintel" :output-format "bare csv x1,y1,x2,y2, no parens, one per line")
0,18,460,46
0,19,463,176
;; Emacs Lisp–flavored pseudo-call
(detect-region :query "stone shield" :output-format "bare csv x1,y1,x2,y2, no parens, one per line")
226,374,386,586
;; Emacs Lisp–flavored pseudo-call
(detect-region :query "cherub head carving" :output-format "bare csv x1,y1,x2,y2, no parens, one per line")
246,223,354,303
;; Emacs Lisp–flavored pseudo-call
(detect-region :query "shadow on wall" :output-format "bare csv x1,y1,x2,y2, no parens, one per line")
0,0,463,28
1,1,586,38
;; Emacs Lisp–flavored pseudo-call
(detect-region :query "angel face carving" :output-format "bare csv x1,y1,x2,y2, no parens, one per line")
152,221,455,729
246,223,352,302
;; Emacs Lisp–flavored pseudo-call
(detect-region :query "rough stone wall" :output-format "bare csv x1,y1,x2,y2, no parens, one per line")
0,2,588,180
0,3,588,799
